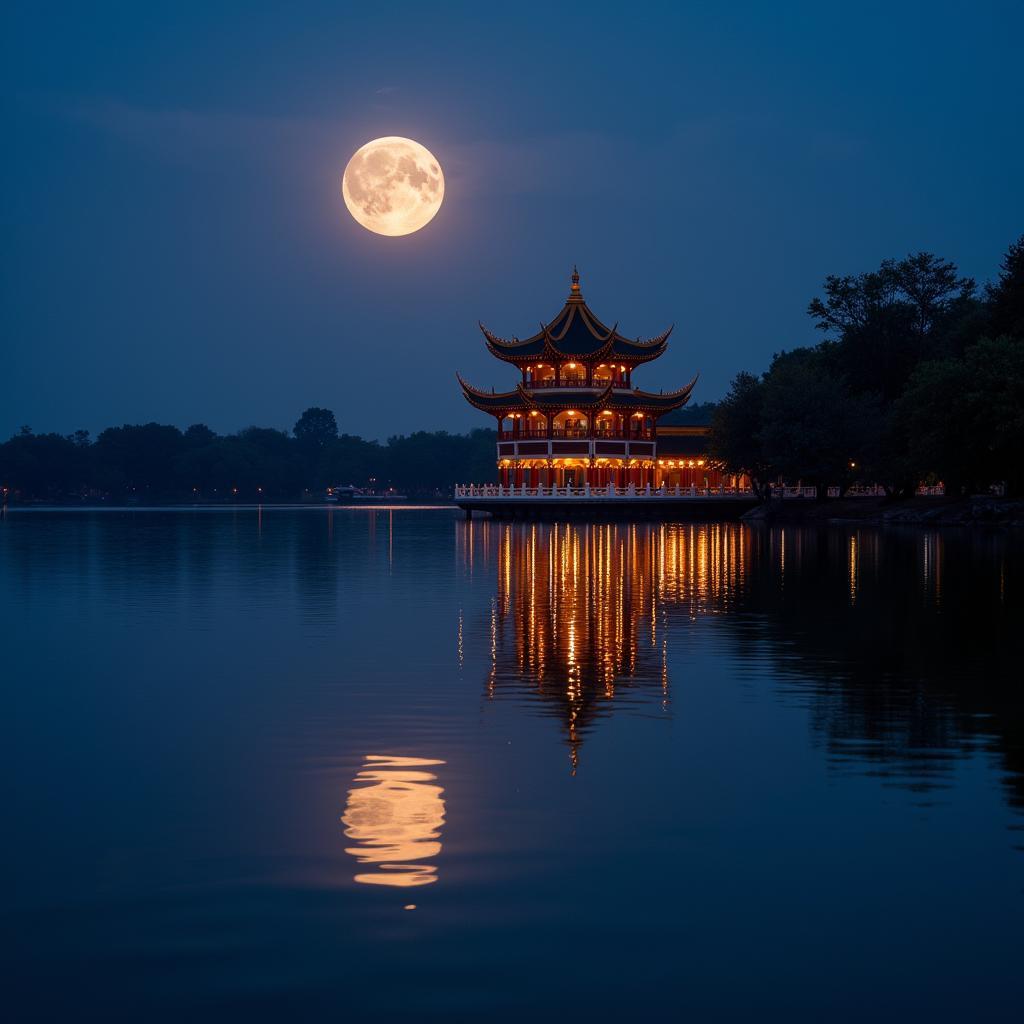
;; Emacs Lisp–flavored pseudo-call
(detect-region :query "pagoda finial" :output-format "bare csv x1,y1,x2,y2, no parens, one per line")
569,265,581,298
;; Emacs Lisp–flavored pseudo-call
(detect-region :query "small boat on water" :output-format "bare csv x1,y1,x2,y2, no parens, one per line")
325,485,408,503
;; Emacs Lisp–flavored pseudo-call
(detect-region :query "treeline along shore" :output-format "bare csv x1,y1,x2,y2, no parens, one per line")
0,410,498,502
3,237,1022,505
709,236,1024,500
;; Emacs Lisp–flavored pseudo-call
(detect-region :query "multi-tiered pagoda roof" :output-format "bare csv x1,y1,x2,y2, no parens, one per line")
458,268,696,418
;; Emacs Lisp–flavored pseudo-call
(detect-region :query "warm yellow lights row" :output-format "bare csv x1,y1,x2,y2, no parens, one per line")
507,410,646,420
524,364,628,373
498,458,705,467
498,458,655,468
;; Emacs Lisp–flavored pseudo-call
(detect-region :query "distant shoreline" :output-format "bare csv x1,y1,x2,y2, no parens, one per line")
1,501,458,512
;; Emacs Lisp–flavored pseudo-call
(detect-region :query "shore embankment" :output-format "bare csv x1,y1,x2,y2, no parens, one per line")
743,495,1024,527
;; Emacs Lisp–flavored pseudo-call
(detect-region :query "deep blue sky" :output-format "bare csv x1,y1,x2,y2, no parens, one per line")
4,2,1023,441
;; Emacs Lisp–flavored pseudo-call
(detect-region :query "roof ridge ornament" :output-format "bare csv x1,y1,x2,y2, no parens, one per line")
569,265,581,299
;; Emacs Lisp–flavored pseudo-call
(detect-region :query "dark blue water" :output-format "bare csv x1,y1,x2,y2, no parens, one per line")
2,508,1022,1021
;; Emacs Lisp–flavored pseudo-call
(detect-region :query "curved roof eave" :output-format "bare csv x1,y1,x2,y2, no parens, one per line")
613,374,699,411
456,372,529,412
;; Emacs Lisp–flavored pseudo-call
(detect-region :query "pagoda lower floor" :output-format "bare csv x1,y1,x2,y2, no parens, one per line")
491,425,748,491
497,458,745,491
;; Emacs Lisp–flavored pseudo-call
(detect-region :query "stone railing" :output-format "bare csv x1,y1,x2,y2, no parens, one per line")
497,429,654,441
453,483,776,500
825,484,947,498
456,483,948,502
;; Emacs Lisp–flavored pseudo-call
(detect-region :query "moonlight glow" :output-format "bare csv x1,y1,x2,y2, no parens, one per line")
342,137,444,237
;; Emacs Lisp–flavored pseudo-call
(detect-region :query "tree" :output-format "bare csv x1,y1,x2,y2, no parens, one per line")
184,423,217,446
92,423,186,495
293,407,338,448
237,427,303,496
709,372,774,499
758,349,879,497
986,235,1024,340
809,252,975,339
967,336,1024,494
383,429,498,492
808,252,978,404
897,336,1024,495
0,431,90,498
319,433,381,490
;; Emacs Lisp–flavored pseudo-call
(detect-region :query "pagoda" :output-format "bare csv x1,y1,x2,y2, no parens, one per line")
458,269,698,490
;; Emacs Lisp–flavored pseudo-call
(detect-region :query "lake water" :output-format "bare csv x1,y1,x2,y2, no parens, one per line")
2,508,1022,1021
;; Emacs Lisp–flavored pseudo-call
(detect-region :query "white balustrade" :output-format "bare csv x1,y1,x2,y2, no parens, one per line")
453,482,812,501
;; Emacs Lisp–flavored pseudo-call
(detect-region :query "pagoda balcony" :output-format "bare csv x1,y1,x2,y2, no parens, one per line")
496,436,659,463
498,429,654,441
524,378,623,389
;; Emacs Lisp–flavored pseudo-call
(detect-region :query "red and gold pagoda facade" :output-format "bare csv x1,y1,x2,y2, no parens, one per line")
459,269,699,490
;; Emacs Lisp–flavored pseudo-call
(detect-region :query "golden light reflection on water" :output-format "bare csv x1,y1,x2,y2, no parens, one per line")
849,532,858,605
341,755,446,888
472,522,752,770
453,520,1021,804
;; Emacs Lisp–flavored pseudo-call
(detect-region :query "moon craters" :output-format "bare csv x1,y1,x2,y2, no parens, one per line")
342,137,444,237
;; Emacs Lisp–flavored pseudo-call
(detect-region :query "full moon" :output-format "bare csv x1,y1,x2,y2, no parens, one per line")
342,136,444,237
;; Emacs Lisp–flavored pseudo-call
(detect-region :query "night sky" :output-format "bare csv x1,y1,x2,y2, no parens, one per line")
4,2,1023,441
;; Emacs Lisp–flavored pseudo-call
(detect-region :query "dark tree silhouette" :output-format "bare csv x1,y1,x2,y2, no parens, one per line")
711,241,1024,497
808,252,978,404
184,423,217,446
759,349,879,497
709,372,774,499
986,235,1024,339
897,336,1024,495
293,407,338,448
0,413,497,501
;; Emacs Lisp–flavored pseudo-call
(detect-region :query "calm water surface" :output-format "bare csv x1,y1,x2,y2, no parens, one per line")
2,508,1022,1021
